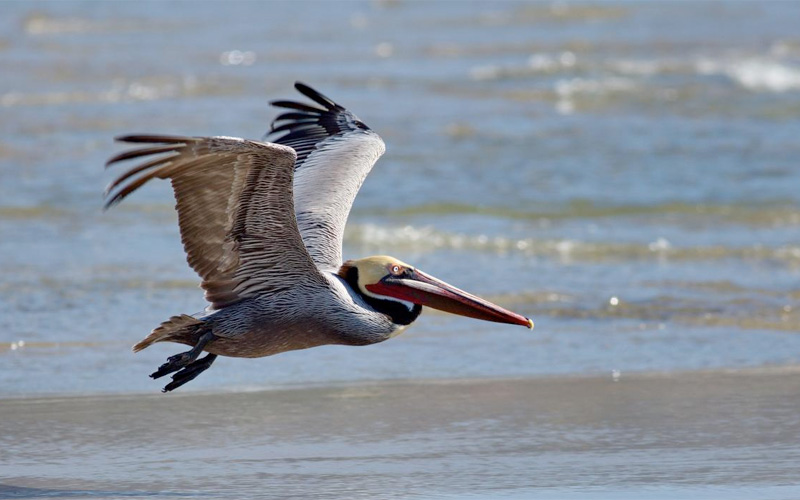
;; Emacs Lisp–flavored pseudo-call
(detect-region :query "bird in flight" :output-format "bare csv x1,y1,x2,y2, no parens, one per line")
105,82,533,392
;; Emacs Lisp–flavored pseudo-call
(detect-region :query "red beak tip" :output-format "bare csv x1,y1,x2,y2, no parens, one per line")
526,318,535,330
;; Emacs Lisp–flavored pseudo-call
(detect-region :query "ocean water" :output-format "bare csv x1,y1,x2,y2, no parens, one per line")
3,1,800,395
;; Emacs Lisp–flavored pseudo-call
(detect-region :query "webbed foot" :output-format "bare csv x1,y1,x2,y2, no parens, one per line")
148,330,215,388
150,351,195,379
162,354,218,392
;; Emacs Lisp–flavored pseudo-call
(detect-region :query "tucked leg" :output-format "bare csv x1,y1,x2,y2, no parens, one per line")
150,331,215,379
162,353,218,393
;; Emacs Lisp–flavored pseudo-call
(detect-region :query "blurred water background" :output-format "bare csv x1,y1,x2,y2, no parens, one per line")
1,1,799,395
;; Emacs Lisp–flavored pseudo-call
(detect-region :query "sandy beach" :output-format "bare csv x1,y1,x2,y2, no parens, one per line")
3,368,800,499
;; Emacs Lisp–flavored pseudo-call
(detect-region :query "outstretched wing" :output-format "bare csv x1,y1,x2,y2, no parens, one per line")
105,135,324,309
269,82,386,273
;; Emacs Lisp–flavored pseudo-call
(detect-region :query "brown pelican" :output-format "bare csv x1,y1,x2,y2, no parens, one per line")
105,82,533,392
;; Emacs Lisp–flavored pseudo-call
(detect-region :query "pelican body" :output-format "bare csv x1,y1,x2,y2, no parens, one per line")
105,82,533,392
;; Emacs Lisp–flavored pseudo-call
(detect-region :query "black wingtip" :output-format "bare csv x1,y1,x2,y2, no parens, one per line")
266,82,369,142
269,82,344,113
269,100,325,113
102,196,119,212
293,82,342,111
114,134,191,144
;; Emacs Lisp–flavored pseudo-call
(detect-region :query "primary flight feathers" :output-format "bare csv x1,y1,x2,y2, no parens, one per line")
105,82,385,309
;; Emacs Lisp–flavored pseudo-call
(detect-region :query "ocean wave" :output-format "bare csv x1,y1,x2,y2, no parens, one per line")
6,200,799,227
468,48,800,98
526,295,800,333
446,3,629,28
695,57,800,93
552,76,638,114
23,13,160,35
0,76,236,107
345,223,800,266
374,201,800,227
605,55,800,94
470,51,579,81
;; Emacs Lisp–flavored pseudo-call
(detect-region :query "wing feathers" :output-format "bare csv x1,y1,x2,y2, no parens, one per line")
105,144,184,167
103,153,179,199
270,100,324,114
105,134,322,309
294,82,343,111
105,83,385,303
266,82,385,271
113,134,193,144
274,112,319,122
270,121,319,134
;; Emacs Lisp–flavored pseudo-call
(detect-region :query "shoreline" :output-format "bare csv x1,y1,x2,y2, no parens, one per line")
3,367,800,499
3,361,800,401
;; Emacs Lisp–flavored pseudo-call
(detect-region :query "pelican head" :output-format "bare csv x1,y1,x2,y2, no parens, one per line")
338,255,534,329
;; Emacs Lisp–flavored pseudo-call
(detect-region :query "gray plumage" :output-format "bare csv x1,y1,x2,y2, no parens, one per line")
105,84,395,385
105,82,532,392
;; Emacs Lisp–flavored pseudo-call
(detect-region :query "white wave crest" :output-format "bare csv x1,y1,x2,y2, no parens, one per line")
696,57,800,93
345,224,800,266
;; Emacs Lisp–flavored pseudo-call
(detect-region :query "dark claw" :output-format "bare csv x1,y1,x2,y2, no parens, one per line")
150,352,193,379
162,354,217,393
149,330,216,390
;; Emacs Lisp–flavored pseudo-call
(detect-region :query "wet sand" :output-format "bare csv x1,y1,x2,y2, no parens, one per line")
2,368,800,499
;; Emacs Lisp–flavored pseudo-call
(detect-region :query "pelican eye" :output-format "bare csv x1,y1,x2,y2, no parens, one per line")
388,264,414,279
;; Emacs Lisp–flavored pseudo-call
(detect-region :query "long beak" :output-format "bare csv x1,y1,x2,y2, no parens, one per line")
366,269,534,329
